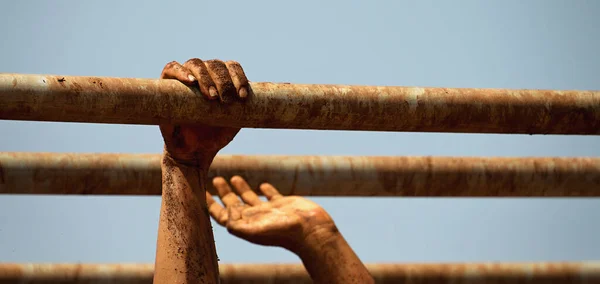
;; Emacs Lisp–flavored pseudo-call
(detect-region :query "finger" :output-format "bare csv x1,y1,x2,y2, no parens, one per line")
212,176,243,207
225,60,250,99
227,203,244,223
259,183,283,201
226,207,268,240
230,176,262,206
206,192,227,226
160,61,196,84
183,58,219,100
205,59,237,103
226,206,259,234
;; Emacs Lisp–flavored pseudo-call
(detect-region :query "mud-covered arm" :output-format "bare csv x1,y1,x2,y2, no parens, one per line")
206,176,374,284
153,58,249,284
293,224,374,284
154,156,219,283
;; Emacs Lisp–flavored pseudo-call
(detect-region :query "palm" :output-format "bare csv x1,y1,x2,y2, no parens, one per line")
207,178,333,250
236,198,305,232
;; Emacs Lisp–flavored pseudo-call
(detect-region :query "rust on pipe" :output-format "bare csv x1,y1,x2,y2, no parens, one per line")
1,263,600,283
1,152,599,197
0,74,599,134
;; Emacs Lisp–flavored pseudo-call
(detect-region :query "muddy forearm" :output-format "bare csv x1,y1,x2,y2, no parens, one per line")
153,155,219,284
294,225,374,284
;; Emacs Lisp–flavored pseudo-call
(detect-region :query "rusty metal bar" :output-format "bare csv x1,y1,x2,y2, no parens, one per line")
1,263,599,283
1,152,599,196
1,74,599,134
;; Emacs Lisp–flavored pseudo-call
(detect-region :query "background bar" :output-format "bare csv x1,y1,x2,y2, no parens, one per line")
1,263,599,283
1,152,599,196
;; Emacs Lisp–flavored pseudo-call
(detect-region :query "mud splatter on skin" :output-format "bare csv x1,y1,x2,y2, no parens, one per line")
155,156,219,283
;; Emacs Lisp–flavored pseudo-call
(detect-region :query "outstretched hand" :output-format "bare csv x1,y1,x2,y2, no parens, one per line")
206,176,336,251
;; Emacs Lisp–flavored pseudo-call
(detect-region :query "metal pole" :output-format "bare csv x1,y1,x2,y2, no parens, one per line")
1,263,599,283
1,152,599,196
1,74,598,134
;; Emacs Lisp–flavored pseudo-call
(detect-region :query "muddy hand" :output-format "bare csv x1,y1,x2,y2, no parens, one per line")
159,58,249,166
206,176,336,251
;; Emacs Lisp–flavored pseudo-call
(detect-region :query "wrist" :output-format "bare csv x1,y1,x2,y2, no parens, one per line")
161,152,210,203
292,222,342,257
162,147,216,169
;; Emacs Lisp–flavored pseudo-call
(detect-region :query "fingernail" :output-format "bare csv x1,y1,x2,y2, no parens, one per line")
238,87,248,98
209,86,219,98
187,74,196,82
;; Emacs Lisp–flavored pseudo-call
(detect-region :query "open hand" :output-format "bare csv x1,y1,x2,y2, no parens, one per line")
206,176,336,251
159,59,249,166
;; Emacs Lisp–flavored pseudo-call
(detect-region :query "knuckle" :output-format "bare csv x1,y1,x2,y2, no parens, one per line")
184,58,204,67
206,60,229,74
226,62,245,76
164,61,178,68
206,59,226,65
226,61,245,71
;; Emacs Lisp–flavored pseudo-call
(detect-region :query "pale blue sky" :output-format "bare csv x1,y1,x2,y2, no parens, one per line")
0,0,599,264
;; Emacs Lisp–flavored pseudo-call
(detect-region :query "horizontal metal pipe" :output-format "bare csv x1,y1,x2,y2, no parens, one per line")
1,263,599,283
0,74,599,134
1,152,599,196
